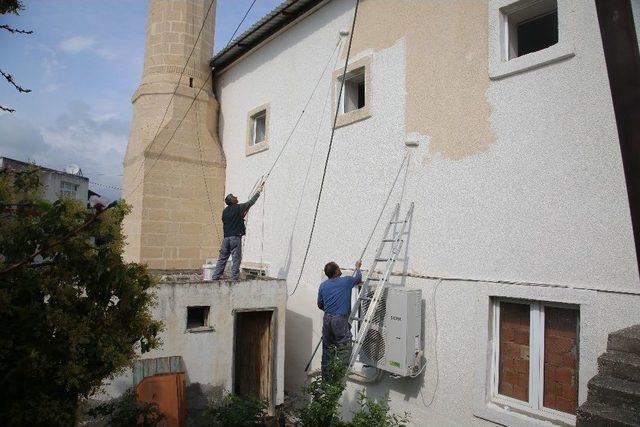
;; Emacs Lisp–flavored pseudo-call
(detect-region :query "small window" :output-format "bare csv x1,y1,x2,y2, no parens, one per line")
246,104,270,156
60,181,78,199
187,306,209,329
503,0,558,60
251,111,266,146
492,299,579,421
339,67,366,114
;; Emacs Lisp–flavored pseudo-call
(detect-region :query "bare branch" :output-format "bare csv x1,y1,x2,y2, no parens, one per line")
0,69,31,93
0,104,15,113
0,24,32,34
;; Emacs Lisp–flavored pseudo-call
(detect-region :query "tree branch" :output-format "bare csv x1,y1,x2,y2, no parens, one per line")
0,203,117,276
0,69,31,93
0,104,15,113
0,24,32,34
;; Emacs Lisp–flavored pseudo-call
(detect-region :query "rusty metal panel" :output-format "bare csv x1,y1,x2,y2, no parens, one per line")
136,372,187,427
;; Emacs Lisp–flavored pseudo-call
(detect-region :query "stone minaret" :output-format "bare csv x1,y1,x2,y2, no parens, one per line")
122,0,225,270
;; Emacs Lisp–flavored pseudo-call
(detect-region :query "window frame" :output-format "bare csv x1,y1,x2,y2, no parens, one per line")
338,67,366,115
186,305,213,332
333,56,372,128
245,103,270,156
490,298,578,425
488,0,575,80
60,181,79,199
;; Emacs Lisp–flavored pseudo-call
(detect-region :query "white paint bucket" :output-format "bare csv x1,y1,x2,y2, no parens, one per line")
202,264,215,281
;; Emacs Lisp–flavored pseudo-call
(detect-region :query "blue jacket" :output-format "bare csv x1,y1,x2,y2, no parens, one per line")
317,269,362,316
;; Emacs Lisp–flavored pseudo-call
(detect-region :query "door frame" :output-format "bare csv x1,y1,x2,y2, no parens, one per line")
231,307,278,412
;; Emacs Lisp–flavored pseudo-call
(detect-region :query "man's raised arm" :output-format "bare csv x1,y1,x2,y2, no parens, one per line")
239,182,264,211
351,260,363,286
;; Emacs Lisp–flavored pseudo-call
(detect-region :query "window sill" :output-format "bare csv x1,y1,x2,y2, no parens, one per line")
246,140,269,156
335,105,372,129
489,41,575,80
475,400,574,427
186,326,215,333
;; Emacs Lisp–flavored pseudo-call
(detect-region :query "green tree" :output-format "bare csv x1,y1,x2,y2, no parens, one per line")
0,165,162,426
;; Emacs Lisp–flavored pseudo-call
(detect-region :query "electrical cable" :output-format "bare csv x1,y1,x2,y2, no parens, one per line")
260,184,265,266
125,0,217,196
289,0,361,297
243,37,342,258
358,152,409,261
226,0,258,46
125,0,258,199
191,9,223,247
262,38,343,182
419,279,442,407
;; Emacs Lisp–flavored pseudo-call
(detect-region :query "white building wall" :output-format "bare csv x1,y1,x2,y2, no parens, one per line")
215,0,640,424
101,279,287,419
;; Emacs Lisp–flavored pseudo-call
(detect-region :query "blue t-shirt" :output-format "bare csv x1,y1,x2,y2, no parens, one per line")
317,269,362,316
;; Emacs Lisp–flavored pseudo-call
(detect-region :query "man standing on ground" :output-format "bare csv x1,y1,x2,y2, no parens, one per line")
317,259,362,379
211,182,264,281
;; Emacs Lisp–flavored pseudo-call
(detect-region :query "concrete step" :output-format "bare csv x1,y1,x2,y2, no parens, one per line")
599,351,640,383
577,401,640,427
608,325,640,355
588,374,640,412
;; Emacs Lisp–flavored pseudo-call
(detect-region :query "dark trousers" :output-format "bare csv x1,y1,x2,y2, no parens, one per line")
212,236,242,280
321,313,352,380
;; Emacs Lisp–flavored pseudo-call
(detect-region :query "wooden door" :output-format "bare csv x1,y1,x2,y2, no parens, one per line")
234,310,273,405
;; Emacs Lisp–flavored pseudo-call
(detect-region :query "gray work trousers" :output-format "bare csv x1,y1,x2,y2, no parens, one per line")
321,313,352,380
212,236,242,280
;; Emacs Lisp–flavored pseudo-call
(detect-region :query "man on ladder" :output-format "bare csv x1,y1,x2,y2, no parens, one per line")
317,259,362,379
211,182,264,281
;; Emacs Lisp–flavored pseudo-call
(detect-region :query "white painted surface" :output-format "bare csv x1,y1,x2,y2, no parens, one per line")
101,279,287,412
214,0,639,424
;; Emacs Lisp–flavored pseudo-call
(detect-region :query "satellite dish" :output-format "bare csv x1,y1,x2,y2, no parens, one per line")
65,164,80,175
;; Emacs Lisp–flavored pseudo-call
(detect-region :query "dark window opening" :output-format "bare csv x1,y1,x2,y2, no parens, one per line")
189,77,193,88
341,67,366,113
187,306,209,329
357,81,365,109
517,10,559,57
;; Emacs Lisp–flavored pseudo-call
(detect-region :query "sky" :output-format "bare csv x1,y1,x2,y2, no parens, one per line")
0,0,282,201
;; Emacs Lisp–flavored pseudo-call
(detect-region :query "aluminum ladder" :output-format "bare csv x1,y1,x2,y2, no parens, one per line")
347,202,414,370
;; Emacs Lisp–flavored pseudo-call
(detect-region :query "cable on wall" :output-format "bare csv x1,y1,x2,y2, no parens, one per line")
125,0,217,197
289,0,361,297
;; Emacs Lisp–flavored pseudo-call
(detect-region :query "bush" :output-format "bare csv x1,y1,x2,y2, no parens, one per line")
297,352,347,427
203,393,268,426
297,350,409,427
346,391,410,427
87,389,165,427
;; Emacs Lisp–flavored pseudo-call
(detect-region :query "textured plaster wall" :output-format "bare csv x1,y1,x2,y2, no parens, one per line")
214,0,640,424
101,280,287,412
345,0,494,160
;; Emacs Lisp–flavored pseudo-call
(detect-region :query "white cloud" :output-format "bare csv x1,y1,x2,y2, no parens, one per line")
58,36,116,60
0,102,128,201
58,36,94,53
42,83,61,93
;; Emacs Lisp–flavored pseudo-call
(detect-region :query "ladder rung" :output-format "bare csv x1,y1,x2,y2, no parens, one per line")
359,296,371,301
390,220,405,224
367,277,380,281
382,239,396,242
375,258,389,262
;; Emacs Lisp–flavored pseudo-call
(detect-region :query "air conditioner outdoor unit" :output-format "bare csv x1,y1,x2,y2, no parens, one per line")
357,287,423,377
